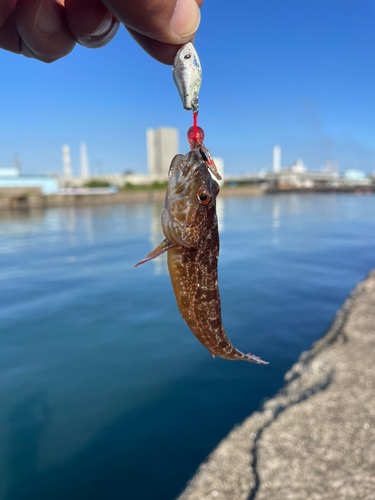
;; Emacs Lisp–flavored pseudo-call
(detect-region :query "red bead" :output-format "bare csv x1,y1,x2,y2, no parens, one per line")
187,126,205,147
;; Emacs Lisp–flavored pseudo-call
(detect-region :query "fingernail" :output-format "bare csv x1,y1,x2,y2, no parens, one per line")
35,0,62,35
90,11,113,37
170,0,201,40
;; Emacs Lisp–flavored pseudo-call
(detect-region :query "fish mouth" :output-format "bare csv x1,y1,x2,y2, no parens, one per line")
168,151,203,189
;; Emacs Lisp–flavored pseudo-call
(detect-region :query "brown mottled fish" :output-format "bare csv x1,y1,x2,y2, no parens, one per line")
136,150,268,364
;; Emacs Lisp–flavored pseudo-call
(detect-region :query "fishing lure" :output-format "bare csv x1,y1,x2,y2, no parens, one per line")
172,42,202,113
135,149,268,364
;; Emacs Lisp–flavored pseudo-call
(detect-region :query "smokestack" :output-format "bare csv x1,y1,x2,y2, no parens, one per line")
62,145,72,179
80,142,90,179
273,145,281,173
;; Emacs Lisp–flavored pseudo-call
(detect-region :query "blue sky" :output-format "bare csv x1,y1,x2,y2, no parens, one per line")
1,0,375,175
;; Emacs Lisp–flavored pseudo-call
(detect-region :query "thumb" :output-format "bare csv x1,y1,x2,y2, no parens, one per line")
102,0,202,44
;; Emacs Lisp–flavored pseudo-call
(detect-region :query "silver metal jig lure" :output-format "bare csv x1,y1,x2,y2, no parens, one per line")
172,42,202,113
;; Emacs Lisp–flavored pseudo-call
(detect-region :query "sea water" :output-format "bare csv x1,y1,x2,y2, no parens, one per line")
0,194,374,500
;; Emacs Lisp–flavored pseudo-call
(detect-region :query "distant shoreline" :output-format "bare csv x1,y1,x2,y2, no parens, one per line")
0,185,373,210
0,186,263,210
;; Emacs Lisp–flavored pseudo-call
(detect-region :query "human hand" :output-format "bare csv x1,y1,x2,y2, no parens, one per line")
0,0,203,64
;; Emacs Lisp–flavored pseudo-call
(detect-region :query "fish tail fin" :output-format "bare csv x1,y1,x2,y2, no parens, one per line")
228,345,269,364
135,239,175,268
245,352,269,365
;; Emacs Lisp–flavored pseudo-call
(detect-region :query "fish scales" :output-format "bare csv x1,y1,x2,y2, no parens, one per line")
168,236,230,356
136,150,268,364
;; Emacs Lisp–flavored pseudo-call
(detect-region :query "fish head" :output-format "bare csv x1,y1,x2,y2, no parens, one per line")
162,151,220,248
172,42,202,112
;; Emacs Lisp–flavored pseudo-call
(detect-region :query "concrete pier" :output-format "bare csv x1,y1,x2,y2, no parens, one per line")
178,271,375,500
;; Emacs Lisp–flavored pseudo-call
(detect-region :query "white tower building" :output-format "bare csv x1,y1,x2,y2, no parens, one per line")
62,145,72,179
147,127,179,179
80,142,90,179
273,145,281,173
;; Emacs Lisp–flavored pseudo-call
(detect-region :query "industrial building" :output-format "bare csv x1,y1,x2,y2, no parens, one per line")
225,145,339,189
0,164,58,195
266,149,337,188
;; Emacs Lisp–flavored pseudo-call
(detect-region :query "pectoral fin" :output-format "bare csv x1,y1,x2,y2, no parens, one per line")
135,239,175,268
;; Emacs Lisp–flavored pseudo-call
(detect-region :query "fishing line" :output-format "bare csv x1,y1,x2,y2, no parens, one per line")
193,112,199,142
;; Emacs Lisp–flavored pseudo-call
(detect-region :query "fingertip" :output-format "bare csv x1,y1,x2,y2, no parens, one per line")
78,14,120,49
65,0,119,49
20,38,64,63
20,39,37,58
102,0,202,45
169,0,201,41
127,27,182,65
15,0,76,62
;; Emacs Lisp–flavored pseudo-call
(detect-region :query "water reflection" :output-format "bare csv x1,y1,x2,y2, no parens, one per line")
82,210,93,244
272,198,280,246
150,201,168,276
216,197,225,233
63,208,76,235
288,193,301,215
0,198,226,260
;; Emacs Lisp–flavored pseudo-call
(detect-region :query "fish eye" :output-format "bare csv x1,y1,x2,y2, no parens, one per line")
184,54,191,59
197,189,211,205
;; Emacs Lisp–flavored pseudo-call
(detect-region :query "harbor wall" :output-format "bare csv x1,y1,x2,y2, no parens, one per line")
178,271,375,500
0,187,264,210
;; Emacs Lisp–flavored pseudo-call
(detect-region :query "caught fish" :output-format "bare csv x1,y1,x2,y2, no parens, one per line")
172,42,202,113
136,151,268,364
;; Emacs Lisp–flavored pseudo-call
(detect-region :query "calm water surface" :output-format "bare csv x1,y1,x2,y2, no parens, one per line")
0,194,374,500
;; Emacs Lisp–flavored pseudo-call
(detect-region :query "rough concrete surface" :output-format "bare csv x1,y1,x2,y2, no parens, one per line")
178,271,375,500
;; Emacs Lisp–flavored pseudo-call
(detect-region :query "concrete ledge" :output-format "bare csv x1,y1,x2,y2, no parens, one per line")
178,271,375,500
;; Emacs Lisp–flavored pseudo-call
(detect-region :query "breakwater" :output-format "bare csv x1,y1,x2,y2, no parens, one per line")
178,271,375,500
